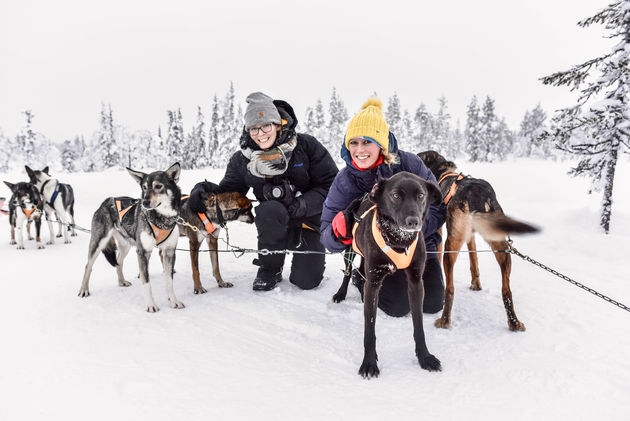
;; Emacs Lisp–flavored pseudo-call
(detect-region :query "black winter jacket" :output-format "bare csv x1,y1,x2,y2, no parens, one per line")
219,100,338,227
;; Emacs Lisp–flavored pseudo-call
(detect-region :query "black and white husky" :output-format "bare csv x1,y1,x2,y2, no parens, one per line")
3,181,45,249
25,166,76,244
78,163,184,313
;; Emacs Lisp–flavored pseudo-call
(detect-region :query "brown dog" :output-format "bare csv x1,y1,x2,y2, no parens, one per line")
418,150,539,331
179,191,254,294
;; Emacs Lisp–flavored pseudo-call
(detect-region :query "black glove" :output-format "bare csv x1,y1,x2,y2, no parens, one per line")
188,180,219,213
287,196,307,219
262,181,296,207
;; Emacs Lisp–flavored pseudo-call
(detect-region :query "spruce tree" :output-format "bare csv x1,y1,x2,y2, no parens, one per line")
208,94,220,167
386,92,402,137
465,96,483,162
413,103,433,152
540,0,630,233
327,87,348,163
480,96,498,162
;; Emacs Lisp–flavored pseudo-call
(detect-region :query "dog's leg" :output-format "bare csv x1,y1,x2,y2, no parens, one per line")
358,263,393,379
70,210,77,237
15,214,25,249
113,233,132,287
79,231,114,297
35,218,44,249
162,247,184,309
27,220,34,240
406,264,441,372
467,236,482,291
10,224,16,245
189,233,206,294
137,247,160,312
489,240,525,332
332,248,354,303
56,220,63,238
436,234,465,329
54,204,71,244
208,235,232,288
437,227,444,266
45,210,55,244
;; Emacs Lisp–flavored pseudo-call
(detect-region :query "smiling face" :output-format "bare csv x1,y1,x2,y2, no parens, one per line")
348,137,382,169
249,123,281,150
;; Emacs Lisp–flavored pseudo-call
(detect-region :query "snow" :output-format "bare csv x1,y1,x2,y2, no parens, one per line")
1,158,629,421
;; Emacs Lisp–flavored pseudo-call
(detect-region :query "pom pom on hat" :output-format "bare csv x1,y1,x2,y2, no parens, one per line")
345,97,390,152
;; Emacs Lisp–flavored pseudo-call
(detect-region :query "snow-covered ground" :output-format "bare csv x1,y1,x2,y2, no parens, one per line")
1,158,629,421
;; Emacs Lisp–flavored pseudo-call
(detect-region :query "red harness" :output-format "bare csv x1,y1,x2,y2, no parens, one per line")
437,172,465,205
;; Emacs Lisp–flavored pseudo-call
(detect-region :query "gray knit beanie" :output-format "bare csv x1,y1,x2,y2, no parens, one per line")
244,92,282,130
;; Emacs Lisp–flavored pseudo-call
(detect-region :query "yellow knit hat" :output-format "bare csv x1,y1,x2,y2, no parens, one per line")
345,97,390,152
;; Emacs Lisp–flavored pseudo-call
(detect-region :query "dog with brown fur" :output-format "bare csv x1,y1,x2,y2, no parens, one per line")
179,182,254,294
418,150,539,331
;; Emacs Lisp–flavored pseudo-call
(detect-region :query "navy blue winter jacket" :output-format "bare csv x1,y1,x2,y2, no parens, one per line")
320,132,446,258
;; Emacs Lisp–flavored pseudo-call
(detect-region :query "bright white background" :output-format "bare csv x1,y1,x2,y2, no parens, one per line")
0,0,611,141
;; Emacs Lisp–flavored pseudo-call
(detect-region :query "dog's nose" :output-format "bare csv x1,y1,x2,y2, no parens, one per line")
405,216,421,229
142,199,151,208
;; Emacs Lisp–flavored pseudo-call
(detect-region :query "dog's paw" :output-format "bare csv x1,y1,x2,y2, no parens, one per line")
509,321,526,332
358,360,380,379
168,299,185,309
28,236,34,241
78,289,90,298
146,305,160,313
71,232,78,237
418,354,442,372
217,281,233,288
9,240,16,245
16,244,25,250
194,286,207,294
119,280,132,287
332,292,346,303
37,244,45,249
56,233,62,238
46,240,54,245
64,239,71,244
434,317,451,329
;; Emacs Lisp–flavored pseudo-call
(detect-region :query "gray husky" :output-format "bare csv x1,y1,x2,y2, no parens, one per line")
78,163,184,313
3,181,45,249
25,166,76,244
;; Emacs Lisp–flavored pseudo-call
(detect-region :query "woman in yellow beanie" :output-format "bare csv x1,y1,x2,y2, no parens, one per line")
320,97,446,316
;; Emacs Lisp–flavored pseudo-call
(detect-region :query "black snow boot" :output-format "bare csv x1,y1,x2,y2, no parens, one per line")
253,267,283,291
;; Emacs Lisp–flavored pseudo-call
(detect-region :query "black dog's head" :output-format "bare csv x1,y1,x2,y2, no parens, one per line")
24,165,51,190
127,163,182,214
369,172,442,233
417,151,456,180
4,181,42,211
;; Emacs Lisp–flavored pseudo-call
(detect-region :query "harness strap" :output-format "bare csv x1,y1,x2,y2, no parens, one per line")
438,172,465,205
115,200,133,221
22,208,36,219
351,205,418,269
42,180,60,207
150,223,175,246
198,212,217,234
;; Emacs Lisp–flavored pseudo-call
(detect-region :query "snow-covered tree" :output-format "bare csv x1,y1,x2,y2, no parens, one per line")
183,106,207,169
90,103,119,170
540,0,630,233
386,92,403,137
208,95,220,167
518,104,548,158
327,87,348,163
166,109,185,166
412,103,433,152
433,96,452,156
465,96,483,162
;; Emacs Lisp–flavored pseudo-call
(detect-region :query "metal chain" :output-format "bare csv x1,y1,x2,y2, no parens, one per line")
507,241,630,313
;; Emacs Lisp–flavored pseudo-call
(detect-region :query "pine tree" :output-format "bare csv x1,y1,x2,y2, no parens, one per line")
0,127,11,171
60,139,78,172
413,103,434,152
208,94,220,167
166,109,185,167
93,103,119,170
433,96,452,156
518,104,548,158
183,106,207,169
540,0,630,233
327,87,348,163
479,96,499,162
465,96,483,162
386,92,402,137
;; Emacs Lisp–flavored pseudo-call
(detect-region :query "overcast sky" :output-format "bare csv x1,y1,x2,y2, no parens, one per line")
0,0,612,143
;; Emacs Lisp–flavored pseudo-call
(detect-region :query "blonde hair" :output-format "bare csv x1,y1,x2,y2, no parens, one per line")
382,150,399,165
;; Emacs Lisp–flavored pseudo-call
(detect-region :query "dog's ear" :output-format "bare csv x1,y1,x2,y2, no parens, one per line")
3,181,15,192
42,166,50,175
126,168,146,185
425,181,443,206
206,193,216,206
368,180,384,203
25,166,36,182
165,163,181,184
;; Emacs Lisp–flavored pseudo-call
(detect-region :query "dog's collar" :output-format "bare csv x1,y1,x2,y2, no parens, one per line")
41,179,61,207
352,205,419,270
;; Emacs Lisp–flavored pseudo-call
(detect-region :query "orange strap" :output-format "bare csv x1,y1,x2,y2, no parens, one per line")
181,195,190,201
115,200,133,221
197,212,216,234
438,173,465,205
22,208,35,219
352,205,418,270
150,223,174,245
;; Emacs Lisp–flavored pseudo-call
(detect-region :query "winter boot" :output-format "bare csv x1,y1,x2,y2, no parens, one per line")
253,267,283,291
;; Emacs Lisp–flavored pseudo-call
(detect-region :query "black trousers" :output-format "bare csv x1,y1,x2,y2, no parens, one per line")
254,200,325,290
357,257,444,317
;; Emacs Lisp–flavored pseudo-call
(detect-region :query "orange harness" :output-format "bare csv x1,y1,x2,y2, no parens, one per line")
351,205,418,270
181,195,216,234
116,199,175,246
22,208,36,219
437,172,465,205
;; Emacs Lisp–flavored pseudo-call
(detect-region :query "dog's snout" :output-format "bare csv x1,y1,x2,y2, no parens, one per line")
142,199,151,208
405,216,421,229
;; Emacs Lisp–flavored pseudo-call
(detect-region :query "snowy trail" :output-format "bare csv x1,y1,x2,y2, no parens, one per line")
1,160,629,421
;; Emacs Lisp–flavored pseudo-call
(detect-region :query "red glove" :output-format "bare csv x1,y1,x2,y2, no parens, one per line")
332,210,354,245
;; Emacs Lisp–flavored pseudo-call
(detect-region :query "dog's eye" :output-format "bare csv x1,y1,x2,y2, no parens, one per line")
392,192,401,200
418,192,425,199
154,184,163,190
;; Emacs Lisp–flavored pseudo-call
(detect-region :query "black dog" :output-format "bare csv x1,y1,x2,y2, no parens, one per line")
348,171,442,378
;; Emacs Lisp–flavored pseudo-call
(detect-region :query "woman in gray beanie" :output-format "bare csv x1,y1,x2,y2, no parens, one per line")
190,92,338,291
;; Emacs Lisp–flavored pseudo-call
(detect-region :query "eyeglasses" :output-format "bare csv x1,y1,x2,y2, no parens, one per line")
249,123,274,136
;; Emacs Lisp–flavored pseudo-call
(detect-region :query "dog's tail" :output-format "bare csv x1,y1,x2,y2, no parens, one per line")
471,212,539,242
102,237,118,267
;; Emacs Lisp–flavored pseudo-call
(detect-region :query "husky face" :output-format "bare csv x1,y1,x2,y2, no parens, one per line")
127,163,181,216
4,181,41,216
24,166,51,190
